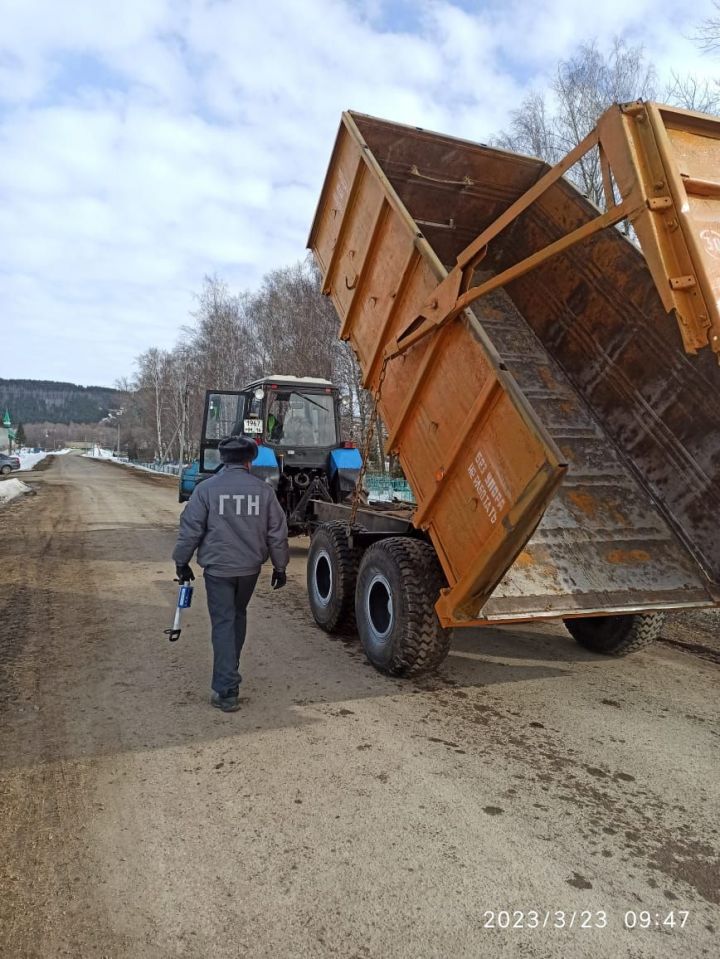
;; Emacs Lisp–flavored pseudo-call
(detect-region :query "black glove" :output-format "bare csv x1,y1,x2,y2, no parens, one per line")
175,563,195,582
271,569,287,590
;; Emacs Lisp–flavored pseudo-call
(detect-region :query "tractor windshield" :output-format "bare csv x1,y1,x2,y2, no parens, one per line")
266,391,337,447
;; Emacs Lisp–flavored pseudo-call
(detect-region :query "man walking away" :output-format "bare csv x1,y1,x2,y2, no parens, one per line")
172,435,289,713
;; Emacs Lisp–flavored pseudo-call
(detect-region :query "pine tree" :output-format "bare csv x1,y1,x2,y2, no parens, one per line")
15,422,26,448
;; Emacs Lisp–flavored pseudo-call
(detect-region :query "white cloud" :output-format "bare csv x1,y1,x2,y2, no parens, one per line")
1,0,719,384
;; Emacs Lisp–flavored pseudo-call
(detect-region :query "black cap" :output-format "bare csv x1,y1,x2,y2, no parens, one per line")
218,434,259,463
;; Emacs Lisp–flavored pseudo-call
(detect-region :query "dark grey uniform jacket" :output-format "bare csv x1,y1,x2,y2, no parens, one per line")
172,464,289,577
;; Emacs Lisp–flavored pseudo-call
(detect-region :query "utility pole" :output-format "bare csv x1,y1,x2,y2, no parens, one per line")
178,381,190,471
107,407,124,457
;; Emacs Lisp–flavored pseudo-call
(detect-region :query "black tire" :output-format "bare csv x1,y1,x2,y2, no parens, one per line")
355,537,450,676
0,465,11,475
564,612,664,656
307,522,363,633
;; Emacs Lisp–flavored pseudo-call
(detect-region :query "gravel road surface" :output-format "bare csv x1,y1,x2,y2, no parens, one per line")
1,454,718,958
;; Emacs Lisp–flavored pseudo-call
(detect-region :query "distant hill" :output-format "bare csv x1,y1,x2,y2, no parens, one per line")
0,379,125,425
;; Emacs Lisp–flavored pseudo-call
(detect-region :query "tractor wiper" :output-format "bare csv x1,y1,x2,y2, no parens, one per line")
292,391,327,412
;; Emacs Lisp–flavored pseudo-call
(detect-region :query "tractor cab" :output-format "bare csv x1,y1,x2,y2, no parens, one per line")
181,375,362,531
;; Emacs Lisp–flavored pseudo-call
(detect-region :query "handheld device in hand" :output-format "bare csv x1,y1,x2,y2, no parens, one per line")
165,580,194,642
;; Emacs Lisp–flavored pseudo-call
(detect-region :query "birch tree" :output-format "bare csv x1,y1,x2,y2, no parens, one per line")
496,39,656,209
189,275,258,391
666,3,720,113
666,73,720,113
695,1,720,52
128,258,385,466
248,257,338,379
134,347,170,459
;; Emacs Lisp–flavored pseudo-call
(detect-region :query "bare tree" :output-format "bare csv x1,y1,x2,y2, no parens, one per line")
247,257,384,462
666,72,720,113
188,275,258,391
134,347,171,459
333,339,368,442
694,1,720,52
248,257,338,378
165,345,200,464
663,3,720,116
124,257,386,468
496,39,656,209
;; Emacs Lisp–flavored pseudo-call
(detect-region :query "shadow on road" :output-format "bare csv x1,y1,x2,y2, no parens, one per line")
0,459,602,771
448,625,602,665
1,570,580,770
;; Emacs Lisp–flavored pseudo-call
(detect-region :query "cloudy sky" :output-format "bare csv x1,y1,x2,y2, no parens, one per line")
1,0,718,386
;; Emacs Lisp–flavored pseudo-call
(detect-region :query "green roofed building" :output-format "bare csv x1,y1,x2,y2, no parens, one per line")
0,410,13,451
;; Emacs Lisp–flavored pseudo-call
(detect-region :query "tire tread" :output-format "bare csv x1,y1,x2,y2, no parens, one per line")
360,537,450,676
307,522,363,633
565,612,664,656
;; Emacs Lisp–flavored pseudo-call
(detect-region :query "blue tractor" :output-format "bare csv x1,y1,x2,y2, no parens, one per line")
179,375,362,533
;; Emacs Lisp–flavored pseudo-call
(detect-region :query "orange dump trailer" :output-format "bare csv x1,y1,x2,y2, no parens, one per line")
306,101,720,675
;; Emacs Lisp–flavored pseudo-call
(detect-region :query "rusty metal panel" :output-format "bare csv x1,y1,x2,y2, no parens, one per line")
309,111,718,626
308,115,567,621
366,114,718,611
397,102,720,363
600,102,720,356
498,179,720,603
474,286,711,621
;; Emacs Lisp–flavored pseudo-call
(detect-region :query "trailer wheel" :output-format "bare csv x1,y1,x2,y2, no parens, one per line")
564,612,664,656
355,537,450,676
307,522,363,633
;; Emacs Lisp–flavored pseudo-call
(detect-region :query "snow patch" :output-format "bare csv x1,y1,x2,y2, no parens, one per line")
0,478,34,504
84,446,117,459
18,451,48,471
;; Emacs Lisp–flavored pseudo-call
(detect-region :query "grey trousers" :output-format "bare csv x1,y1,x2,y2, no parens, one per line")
204,571,260,697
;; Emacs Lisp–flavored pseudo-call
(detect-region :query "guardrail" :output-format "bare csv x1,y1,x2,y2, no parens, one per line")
130,461,182,476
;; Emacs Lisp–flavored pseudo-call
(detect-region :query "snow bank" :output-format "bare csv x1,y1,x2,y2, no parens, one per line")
8,449,70,472
82,448,176,478
0,478,34,504
18,451,49,471
84,446,116,459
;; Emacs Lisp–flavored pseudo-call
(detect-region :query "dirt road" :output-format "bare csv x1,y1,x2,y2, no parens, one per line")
1,454,718,958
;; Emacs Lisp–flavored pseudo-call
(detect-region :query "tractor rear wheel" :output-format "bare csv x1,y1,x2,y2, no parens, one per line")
307,522,363,633
564,612,664,656
355,537,450,676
